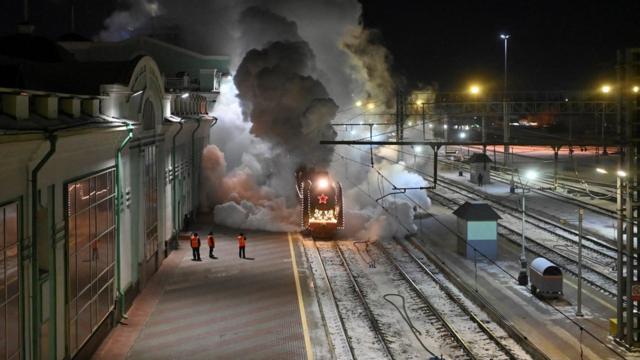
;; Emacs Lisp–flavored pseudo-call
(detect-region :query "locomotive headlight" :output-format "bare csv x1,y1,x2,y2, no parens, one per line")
317,178,329,190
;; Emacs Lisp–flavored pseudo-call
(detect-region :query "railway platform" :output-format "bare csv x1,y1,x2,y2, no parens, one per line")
414,201,627,359
92,219,327,360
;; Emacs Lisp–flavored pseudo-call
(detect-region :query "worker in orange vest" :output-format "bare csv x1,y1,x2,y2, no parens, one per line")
207,231,216,259
191,232,201,261
238,233,246,259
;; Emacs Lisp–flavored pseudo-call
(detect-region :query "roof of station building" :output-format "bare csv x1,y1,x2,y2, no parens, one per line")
0,33,76,63
0,57,141,95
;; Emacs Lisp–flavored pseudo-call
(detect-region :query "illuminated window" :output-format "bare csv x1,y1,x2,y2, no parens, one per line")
66,170,115,355
0,202,20,360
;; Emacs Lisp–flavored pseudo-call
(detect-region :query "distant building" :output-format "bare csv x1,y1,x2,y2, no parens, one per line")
467,153,492,185
453,201,501,260
0,33,229,359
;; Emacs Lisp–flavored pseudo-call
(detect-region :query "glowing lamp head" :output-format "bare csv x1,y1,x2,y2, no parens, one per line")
595,168,608,174
415,146,422,153
367,102,375,110
316,178,329,190
181,92,189,98
355,100,363,107
601,85,611,94
469,85,481,95
459,132,467,139
617,170,627,177
633,86,640,93
500,34,510,40
524,170,538,181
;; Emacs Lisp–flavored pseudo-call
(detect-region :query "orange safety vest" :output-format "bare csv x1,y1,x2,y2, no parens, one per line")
190,235,200,248
207,235,215,247
238,235,246,247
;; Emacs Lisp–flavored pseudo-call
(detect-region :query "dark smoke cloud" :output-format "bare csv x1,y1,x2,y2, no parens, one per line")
234,40,338,168
98,0,425,238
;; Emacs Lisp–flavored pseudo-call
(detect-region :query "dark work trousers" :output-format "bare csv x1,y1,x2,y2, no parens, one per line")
209,246,215,258
239,246,246,258
192,247,201,261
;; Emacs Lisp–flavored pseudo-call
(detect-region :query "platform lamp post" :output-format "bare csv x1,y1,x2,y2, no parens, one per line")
517,169,538,286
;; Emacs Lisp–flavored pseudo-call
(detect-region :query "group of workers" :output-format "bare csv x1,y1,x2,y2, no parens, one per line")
190,232,248,261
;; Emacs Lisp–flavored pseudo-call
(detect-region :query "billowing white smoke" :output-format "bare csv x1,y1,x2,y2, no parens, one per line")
99,0,432,240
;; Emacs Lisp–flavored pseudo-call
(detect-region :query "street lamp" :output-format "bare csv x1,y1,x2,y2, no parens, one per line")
468,84,485,148
469,84,481,95
600,84,612,155
517,169,537,286
500,34,511,166
595,167,627,333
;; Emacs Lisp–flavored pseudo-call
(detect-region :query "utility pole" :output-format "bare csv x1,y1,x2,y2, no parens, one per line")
501,34,511,166
576,208,584,317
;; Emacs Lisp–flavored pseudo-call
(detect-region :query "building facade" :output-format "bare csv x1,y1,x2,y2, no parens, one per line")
0,33,229,359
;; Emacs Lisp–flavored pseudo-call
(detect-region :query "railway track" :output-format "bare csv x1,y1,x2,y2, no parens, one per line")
426,177,618,297
301,239,355,360
311,240,392,359
337,240,469,359
432,175,618,266
377,238,528,359
440,157,617,220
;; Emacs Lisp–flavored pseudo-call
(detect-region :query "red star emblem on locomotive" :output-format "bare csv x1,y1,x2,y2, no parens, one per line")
318,194,329,204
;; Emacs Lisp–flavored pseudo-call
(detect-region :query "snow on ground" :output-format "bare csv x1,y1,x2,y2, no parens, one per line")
337,241,465,359
378,239,528,359
312,240,390,359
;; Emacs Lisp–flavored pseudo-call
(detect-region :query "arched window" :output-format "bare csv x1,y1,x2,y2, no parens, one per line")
142,99,156,131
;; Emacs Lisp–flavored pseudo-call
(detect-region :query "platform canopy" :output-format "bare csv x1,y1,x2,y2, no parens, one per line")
452,201,501,221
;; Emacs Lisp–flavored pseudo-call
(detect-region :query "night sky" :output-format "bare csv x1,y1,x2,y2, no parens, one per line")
1,0,639,92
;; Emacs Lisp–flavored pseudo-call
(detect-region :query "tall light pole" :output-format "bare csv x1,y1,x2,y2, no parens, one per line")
517,169,537,286
500,34,510,166
600,84,611,156
596,167,627,335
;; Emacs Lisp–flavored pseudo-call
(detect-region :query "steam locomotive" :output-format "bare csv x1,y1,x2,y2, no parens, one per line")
296,167,344,238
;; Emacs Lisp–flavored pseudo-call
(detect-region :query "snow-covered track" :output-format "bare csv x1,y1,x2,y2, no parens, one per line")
376,239,525,359
427,179,618,297
314,241,394,359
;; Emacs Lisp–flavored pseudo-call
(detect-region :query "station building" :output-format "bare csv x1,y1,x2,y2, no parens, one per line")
0,32,229,359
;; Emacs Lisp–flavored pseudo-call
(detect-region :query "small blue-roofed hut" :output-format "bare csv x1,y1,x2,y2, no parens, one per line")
453,201,501,260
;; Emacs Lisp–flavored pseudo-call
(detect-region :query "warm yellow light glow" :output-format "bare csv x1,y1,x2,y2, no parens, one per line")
617,170,627,177
633,86,640,93
367,102,375,110
355,100,363,107
601,84,611,94
596,168,608,174
469,85,481,95
416,100,423,106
